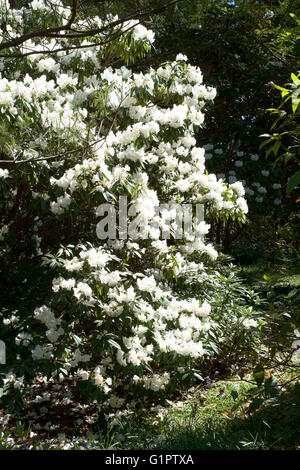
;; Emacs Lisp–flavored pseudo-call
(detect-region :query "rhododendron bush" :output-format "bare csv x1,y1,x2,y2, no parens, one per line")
0,1,250,414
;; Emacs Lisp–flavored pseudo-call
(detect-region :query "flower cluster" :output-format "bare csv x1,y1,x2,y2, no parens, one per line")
203,143,285,211
0,1,252,415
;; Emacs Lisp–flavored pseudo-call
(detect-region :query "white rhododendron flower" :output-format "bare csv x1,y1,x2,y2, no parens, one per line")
243,318,258,329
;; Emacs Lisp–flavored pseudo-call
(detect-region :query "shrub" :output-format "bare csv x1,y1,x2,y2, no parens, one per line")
0,1,250,416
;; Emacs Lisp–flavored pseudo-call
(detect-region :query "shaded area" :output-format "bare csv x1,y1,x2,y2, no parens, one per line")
155,381,300,450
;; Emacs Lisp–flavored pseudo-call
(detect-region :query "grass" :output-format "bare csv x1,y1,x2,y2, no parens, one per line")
239,256,300,289
152,376,300,450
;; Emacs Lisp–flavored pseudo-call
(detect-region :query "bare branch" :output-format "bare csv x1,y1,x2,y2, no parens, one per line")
0,140,99,165
0,27,130,58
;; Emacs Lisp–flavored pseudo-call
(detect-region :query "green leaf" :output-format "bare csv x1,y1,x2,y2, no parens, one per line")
253,366,265,385
231,390,238,400
287,170,300,194
291,73,300,86
107,338,121,350
292,99,299,113
272,84,288,93
248,398,264,414
264,376,278,395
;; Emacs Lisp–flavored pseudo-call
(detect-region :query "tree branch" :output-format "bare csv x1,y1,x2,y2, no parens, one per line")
254,32,292,71
0,0,78,51
0,0,183,57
